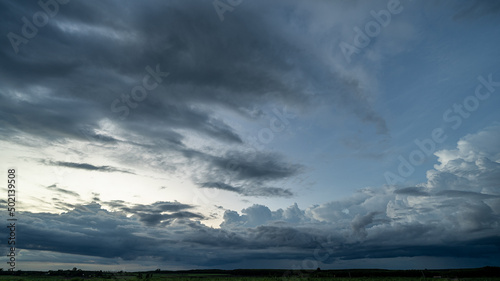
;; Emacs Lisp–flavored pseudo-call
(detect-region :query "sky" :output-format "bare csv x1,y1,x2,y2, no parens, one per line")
1,0,500,272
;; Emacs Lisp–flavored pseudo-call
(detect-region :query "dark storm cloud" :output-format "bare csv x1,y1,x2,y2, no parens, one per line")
41,160,134,174
0,91,103,142
17,133,496,267
6,201,499,268
184,148,301,197
1,0,388,191
210,151,303,181
16,203,164,260
0,0,332,194
8,121,500,263
3,0,499,270
186,149,303,181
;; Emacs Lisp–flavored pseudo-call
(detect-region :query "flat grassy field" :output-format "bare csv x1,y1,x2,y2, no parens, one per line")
1,276,500,281
0,268,498,281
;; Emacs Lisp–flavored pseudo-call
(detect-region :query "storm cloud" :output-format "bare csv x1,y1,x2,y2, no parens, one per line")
0,0,387,198
1,0,499,271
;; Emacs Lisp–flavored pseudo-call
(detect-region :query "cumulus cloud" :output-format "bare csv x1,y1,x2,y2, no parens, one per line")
5,126,498,268
430,124,500,195
215,126,500,263
351,211,379,238
220,203,311,228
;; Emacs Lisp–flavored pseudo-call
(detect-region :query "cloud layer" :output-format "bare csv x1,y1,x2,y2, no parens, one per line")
1,0,500,271
5,126,499,268
0,0,395,198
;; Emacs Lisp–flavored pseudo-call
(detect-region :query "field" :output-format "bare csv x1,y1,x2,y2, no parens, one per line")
1,277,500,281
0,267,498,281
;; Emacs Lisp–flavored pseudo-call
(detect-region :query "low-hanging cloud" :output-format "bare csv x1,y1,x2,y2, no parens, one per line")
18,125,498,267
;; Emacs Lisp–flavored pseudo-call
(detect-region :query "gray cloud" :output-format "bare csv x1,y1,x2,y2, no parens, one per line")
42,160,134,174
103,200,204,226
6,123,500,267
0,0,387,198
436,190,500,200
52,197,78,211
202,182,241,193
186,149,302,198
46,184,80,198
212,151,303,181
201,182,293,198
186,150,303,181
394,187,430,197
1,0,499,270
351,212,379,238
5,200,498,269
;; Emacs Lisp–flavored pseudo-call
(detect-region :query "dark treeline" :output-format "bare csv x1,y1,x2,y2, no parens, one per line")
0,266,498,279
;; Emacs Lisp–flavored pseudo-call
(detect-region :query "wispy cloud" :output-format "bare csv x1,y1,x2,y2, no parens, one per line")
41,160,135,174
46,183,80,198
104,200,204,226
201,182,293,198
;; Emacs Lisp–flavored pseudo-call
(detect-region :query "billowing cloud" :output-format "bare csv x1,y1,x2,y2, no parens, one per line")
351,211,378,238
7,127,498,268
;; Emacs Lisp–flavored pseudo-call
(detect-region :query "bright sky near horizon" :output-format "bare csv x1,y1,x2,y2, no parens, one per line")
1,0,499,271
